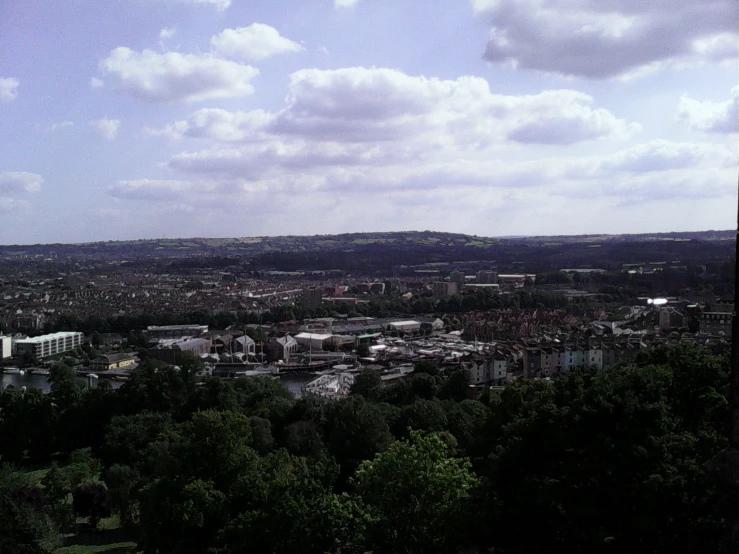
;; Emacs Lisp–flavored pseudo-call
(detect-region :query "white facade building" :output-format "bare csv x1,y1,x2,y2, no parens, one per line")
294,332,333,351
14,331,84,359
0,336,11,359
466,358,509,385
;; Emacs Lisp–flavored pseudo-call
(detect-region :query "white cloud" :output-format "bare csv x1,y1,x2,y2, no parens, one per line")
48,121,74,132
0,77,19,102
153,67,637,149
149,68,639,193
174,0,230,10
100,47,259,103
335,0,359,7
144,108,274,141
564,140,732,177
90,77,104,89
159,27,176,40
472,0,737,79
131,67,736,223
211,23,303,61
0,197,30,213
89,117,121,140
677,87,738,133
108,179,195,201
0,172,43,193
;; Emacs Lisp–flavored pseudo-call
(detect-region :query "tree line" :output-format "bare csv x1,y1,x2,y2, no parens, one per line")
0,344,733,553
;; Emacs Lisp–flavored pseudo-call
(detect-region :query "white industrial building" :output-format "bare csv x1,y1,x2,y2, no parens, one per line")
294,332,333,351
0,336,11,359
387,320,421,333
14,331,84,359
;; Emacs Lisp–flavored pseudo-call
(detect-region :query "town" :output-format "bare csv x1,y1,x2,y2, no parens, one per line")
1,230,734,399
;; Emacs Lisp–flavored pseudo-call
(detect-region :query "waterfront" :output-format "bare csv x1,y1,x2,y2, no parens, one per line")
1,372,313,397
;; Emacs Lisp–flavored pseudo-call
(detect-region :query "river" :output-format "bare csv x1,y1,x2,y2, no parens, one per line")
1,372,313,397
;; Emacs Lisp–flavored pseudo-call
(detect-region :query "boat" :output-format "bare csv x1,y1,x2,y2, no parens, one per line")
28,369,50,376
4,368,22,375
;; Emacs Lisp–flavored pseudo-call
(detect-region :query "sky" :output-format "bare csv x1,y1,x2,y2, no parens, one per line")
0,0,737,244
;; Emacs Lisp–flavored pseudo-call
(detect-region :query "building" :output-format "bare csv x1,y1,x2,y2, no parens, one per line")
387,320,421,334
699,312,732,335
369,282,386,295
294,332,333,351
302,287,323,309
146,324,208,339
148,337,212,364
14,331,84,359
0,335,11,359
432,281,458,298
450,270,465,285
233,335,256,356
266,335,298,363
476,270,498,284
303,372,355,400
89,352,138,372
497,274,528,286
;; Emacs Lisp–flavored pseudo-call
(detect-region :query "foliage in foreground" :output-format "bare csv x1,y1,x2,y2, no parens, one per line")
0,343,733,553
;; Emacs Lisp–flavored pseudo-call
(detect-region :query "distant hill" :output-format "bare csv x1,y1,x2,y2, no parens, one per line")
0,230,733,274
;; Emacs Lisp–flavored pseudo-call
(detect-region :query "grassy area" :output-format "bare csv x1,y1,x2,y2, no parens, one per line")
56,517,138,554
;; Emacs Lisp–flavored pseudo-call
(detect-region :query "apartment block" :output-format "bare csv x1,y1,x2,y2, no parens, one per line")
14,331,84,359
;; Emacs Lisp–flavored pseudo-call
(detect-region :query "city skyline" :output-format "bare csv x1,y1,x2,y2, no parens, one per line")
1,0,736,244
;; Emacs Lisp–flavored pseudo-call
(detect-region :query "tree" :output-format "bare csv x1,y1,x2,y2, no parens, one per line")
438,368,472,402
217,451,344,554
393,400,448,437
349,369,382,399
475,348,730,554
72,482,111,528
443,399,488,453
139,477,228,554
0,388,57,463
101,411,174,469
326,396,394,487
0,466,60,553
41,464,76,533
406,372,440,400
102,464,139,530
249,416,275,455
413,360,439,376
283,421,327,458
352,430,479,554
49,362,86,412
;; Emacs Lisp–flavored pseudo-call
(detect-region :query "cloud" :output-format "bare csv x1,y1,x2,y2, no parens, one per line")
147,68,639,197
159,27,176,40
565,140,732,177
48,121,74,132
472,0,737,79
153,67,636,149
99,47,259,103
89,117,121,140
90,77,104,89
211,23,303,61
0,77,19,102
173,0,230,10
131,67,735,224
108,179,195,201
558,167,736,204
552,140,736,204
677,87,738,133
0,197,30,213
144,108,274,141
0,171,44,193
335,0,359,7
